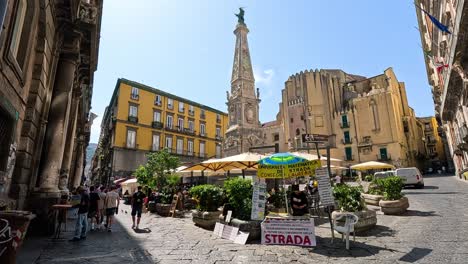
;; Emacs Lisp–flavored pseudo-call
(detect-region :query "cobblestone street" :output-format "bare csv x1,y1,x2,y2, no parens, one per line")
19,174,468,263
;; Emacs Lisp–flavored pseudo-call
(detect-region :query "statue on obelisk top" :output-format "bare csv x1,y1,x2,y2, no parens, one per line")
235,7,245,24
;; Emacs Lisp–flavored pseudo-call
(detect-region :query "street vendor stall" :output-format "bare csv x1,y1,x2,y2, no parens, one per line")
257,152,323,247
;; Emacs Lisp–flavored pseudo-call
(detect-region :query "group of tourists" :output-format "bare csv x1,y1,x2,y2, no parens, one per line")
68,185,120,242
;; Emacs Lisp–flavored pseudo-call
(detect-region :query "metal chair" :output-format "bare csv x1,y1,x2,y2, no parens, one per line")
332,212,359,250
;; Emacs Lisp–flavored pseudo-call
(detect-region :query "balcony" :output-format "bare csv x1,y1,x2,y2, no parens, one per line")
165,125,177,132
216,118,221,123
427,139,437,146
130,94,139,100
358,137,372,147
200,114,206,119
188,110,195,116
128,116,138,123
152,121,163,129
341,138,353,145
154,100,162,106
340,122,350,128
344,155,354,161
168,104,174,110
199,132,207,138
377,154,392,162
179,107,185,113
182,128,196,136
215,135,223,141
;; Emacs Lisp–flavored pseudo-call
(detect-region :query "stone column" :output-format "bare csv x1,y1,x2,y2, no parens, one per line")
71,141,85,188
37,34,80,193
58,93,80,191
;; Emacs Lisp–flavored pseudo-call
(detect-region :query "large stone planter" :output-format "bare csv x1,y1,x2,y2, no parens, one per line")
0,210,36,264
379,197,409,215
192,210,222,230
219,217,261,241
361,193,384,206
155,203,171,216
332,210,377,233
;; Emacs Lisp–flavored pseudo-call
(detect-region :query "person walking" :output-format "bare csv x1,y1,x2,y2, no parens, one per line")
97,186,106,229
70,187,90,242
104,186,120,232
88,186,100,231
131,186,146,229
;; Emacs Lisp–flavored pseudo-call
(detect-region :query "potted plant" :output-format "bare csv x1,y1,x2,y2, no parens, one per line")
190,184,224,230
378,176,409,215
332,184,377,233
361,178,385,206
221,178,261,240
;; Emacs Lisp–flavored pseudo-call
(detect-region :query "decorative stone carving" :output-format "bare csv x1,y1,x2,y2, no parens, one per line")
245,104,254,123
78,1,98,24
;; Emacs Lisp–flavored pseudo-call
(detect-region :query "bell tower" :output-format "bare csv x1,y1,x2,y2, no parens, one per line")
224,8,263,156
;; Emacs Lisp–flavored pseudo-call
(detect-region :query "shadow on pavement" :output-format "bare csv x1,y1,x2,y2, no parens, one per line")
18,216,153,263
134,227,152,233
400,210,440,217
422,173,455,178
357,225,396,238
399,247,432,262
404,185,439,190
310,237,396,258
403,191,460,195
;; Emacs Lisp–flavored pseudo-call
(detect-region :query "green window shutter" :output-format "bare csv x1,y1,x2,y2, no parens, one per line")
345,147,352,160
341,115,348,124
380,148,388,160
344,131,350,142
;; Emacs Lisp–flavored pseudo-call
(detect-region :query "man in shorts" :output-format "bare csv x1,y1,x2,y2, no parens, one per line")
104,186,120,232
97,186,106,229
131,186,146,229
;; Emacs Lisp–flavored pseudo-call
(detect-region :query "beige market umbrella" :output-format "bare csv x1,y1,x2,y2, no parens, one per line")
350,161,395,170
291,151,342,162
182,158,241,173
209,152,267,170
322,165,348,170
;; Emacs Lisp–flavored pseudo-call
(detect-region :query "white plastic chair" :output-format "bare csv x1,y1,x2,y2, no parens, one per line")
332,213,359,250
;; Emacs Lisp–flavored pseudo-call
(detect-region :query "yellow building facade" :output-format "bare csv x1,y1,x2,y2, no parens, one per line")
417,116,448,169
96,78,228,180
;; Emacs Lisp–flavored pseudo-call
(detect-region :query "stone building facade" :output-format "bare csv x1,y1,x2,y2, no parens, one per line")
266,68,428,170
0,0,102,222
415,0,467,178
417,116,448,170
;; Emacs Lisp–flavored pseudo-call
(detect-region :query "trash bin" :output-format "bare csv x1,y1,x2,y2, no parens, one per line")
0,211,36,264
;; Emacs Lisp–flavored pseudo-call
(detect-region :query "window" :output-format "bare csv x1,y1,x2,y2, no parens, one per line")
153,111,161,122
216,114,221,123
296,128,300,136
155,95,162,106
129,105,138,117
165,136,173,152
341,115,348,127
216,144,222,158
189,105,195,115
199,142,205,158
290,118,294,123
188,120,194,132
166,115,173,129
188,140,194,156
273,134,279,141
0,106,15,171
200,109,206,119
177,117,184,131
167,98,173,109
300,115,304,121
344,131,350,143
216,127,221,138
131,87,139,100
126,129,136,148
345,147,352,161
10,0,27,58
379,148,388,160
0,0,7,36
200,123,206,136
179,102,184,112
176,138,183,154
152,134,160,151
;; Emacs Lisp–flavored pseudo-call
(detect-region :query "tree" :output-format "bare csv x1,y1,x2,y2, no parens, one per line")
133,165,154,188
141,149,180,190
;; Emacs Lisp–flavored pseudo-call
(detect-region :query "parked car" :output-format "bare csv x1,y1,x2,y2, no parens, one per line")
395,167,424,188
374,171,395,179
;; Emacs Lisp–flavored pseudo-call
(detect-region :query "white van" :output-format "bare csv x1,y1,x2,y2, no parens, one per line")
374,171,395,179
395,167,424,188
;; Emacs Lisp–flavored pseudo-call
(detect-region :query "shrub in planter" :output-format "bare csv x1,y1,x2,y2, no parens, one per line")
364,175,373,182
362,178,385,206
378,176,409,215
189,184,224,230
223,178,253,221
332,184,376,232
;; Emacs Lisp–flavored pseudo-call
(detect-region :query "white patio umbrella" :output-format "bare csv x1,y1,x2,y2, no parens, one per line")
350,161,395,170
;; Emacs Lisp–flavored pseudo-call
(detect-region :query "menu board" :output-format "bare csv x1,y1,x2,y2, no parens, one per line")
315,168,335,206
251,178,267,220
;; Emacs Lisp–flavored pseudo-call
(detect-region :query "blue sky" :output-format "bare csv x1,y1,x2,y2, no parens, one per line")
90,0,431,143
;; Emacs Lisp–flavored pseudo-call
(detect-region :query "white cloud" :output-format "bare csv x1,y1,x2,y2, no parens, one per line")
254,67,275,86
90,115,102,143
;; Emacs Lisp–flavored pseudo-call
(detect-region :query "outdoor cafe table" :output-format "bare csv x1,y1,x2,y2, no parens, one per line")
261,213,316,247
51,204,72,239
